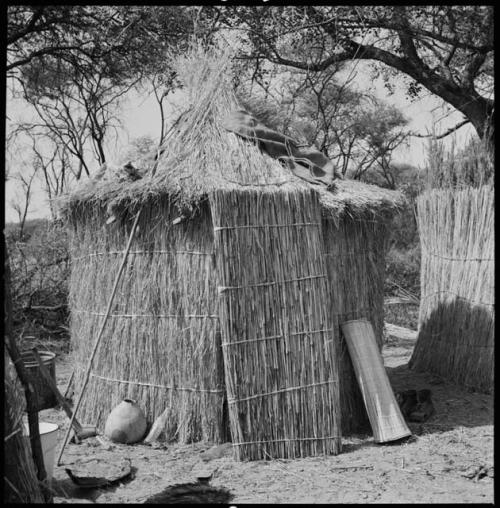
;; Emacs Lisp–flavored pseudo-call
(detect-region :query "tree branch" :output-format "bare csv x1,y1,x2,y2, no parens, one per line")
7,6,45,45
392,6,421,65
463,52,488,91
334,11,494,53
410,119,470,139
443,40,458,67
7,43,92,71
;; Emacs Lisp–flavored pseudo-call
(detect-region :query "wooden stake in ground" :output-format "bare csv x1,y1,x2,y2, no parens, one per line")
144,407,170,443
63,371,75,399
56,209,143,466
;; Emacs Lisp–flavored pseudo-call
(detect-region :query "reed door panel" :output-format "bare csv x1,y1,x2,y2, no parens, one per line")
210,188,342,460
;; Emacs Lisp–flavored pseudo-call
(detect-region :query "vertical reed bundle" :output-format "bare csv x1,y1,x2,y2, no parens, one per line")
4,351,44,503
211,188,342,460
68,199,228,443
322,217,389,433
410,186,494,392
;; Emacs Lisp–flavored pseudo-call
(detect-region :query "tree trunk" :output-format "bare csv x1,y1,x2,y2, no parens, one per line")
321,24,496,154
388,62,494,156
454,94,494,145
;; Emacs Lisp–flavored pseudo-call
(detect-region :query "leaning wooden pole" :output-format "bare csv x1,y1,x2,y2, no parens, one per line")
341,318,411,443
56,208,142,466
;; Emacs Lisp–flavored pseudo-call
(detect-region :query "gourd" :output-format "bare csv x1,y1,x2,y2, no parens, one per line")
104,399,147,444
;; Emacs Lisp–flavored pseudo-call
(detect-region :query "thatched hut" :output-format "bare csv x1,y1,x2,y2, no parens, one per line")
410,186,494,393
59,46,403,459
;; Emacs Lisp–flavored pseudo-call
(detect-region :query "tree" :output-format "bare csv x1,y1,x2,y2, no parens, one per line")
348,101,409,187
133,63,182,159
14,58,136,176
207,6,494,151
9,164,38,239
31,139,72,218
7,6,197,80
6,5,210,217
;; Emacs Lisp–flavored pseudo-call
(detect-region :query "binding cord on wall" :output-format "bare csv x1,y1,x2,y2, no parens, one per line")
56,208,143,466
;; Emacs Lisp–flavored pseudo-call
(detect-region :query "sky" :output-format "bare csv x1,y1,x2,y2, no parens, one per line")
4,61,475,224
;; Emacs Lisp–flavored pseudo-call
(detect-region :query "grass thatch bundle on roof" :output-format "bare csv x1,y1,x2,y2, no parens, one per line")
61,43,404,458
409,185,494,393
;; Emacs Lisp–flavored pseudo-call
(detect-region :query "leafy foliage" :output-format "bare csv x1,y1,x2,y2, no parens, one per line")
236,67,409,182
207,5,494,145
5,220,70,353
7,6,197,79
7,6,204,209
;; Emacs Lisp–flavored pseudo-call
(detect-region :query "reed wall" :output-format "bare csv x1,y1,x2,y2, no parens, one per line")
210,188,342,460
410,186,494,393
67,189,396,451
68,199,229,443
322,217,389,433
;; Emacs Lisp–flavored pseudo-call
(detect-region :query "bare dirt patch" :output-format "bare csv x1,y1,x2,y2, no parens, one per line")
41,331,493,504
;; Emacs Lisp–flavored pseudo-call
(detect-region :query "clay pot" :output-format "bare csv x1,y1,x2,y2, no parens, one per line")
104,399,147,444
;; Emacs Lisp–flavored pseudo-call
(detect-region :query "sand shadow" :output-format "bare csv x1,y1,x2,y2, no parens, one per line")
409,297,493,393
143,482,234,504
383,296,493,434
341,439,378,453
51,465,137,502
51,476,98,502
385,336,418,350
386,362,493,434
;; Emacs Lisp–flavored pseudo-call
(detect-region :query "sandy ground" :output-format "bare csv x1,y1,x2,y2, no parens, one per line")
40,330,493,504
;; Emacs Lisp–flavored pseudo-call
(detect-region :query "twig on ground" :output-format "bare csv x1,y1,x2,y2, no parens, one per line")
329,465,374,471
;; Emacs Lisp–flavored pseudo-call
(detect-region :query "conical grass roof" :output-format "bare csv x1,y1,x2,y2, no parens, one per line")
58,43,405,221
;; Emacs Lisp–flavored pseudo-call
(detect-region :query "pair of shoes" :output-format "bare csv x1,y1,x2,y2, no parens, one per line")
409,389,435,422
396,389,418,417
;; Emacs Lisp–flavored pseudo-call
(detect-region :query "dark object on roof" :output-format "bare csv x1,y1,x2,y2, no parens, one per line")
123,162,143,181
222,109,341,186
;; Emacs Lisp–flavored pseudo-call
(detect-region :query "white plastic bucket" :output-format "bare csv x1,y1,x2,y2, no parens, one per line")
24,422,59,480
